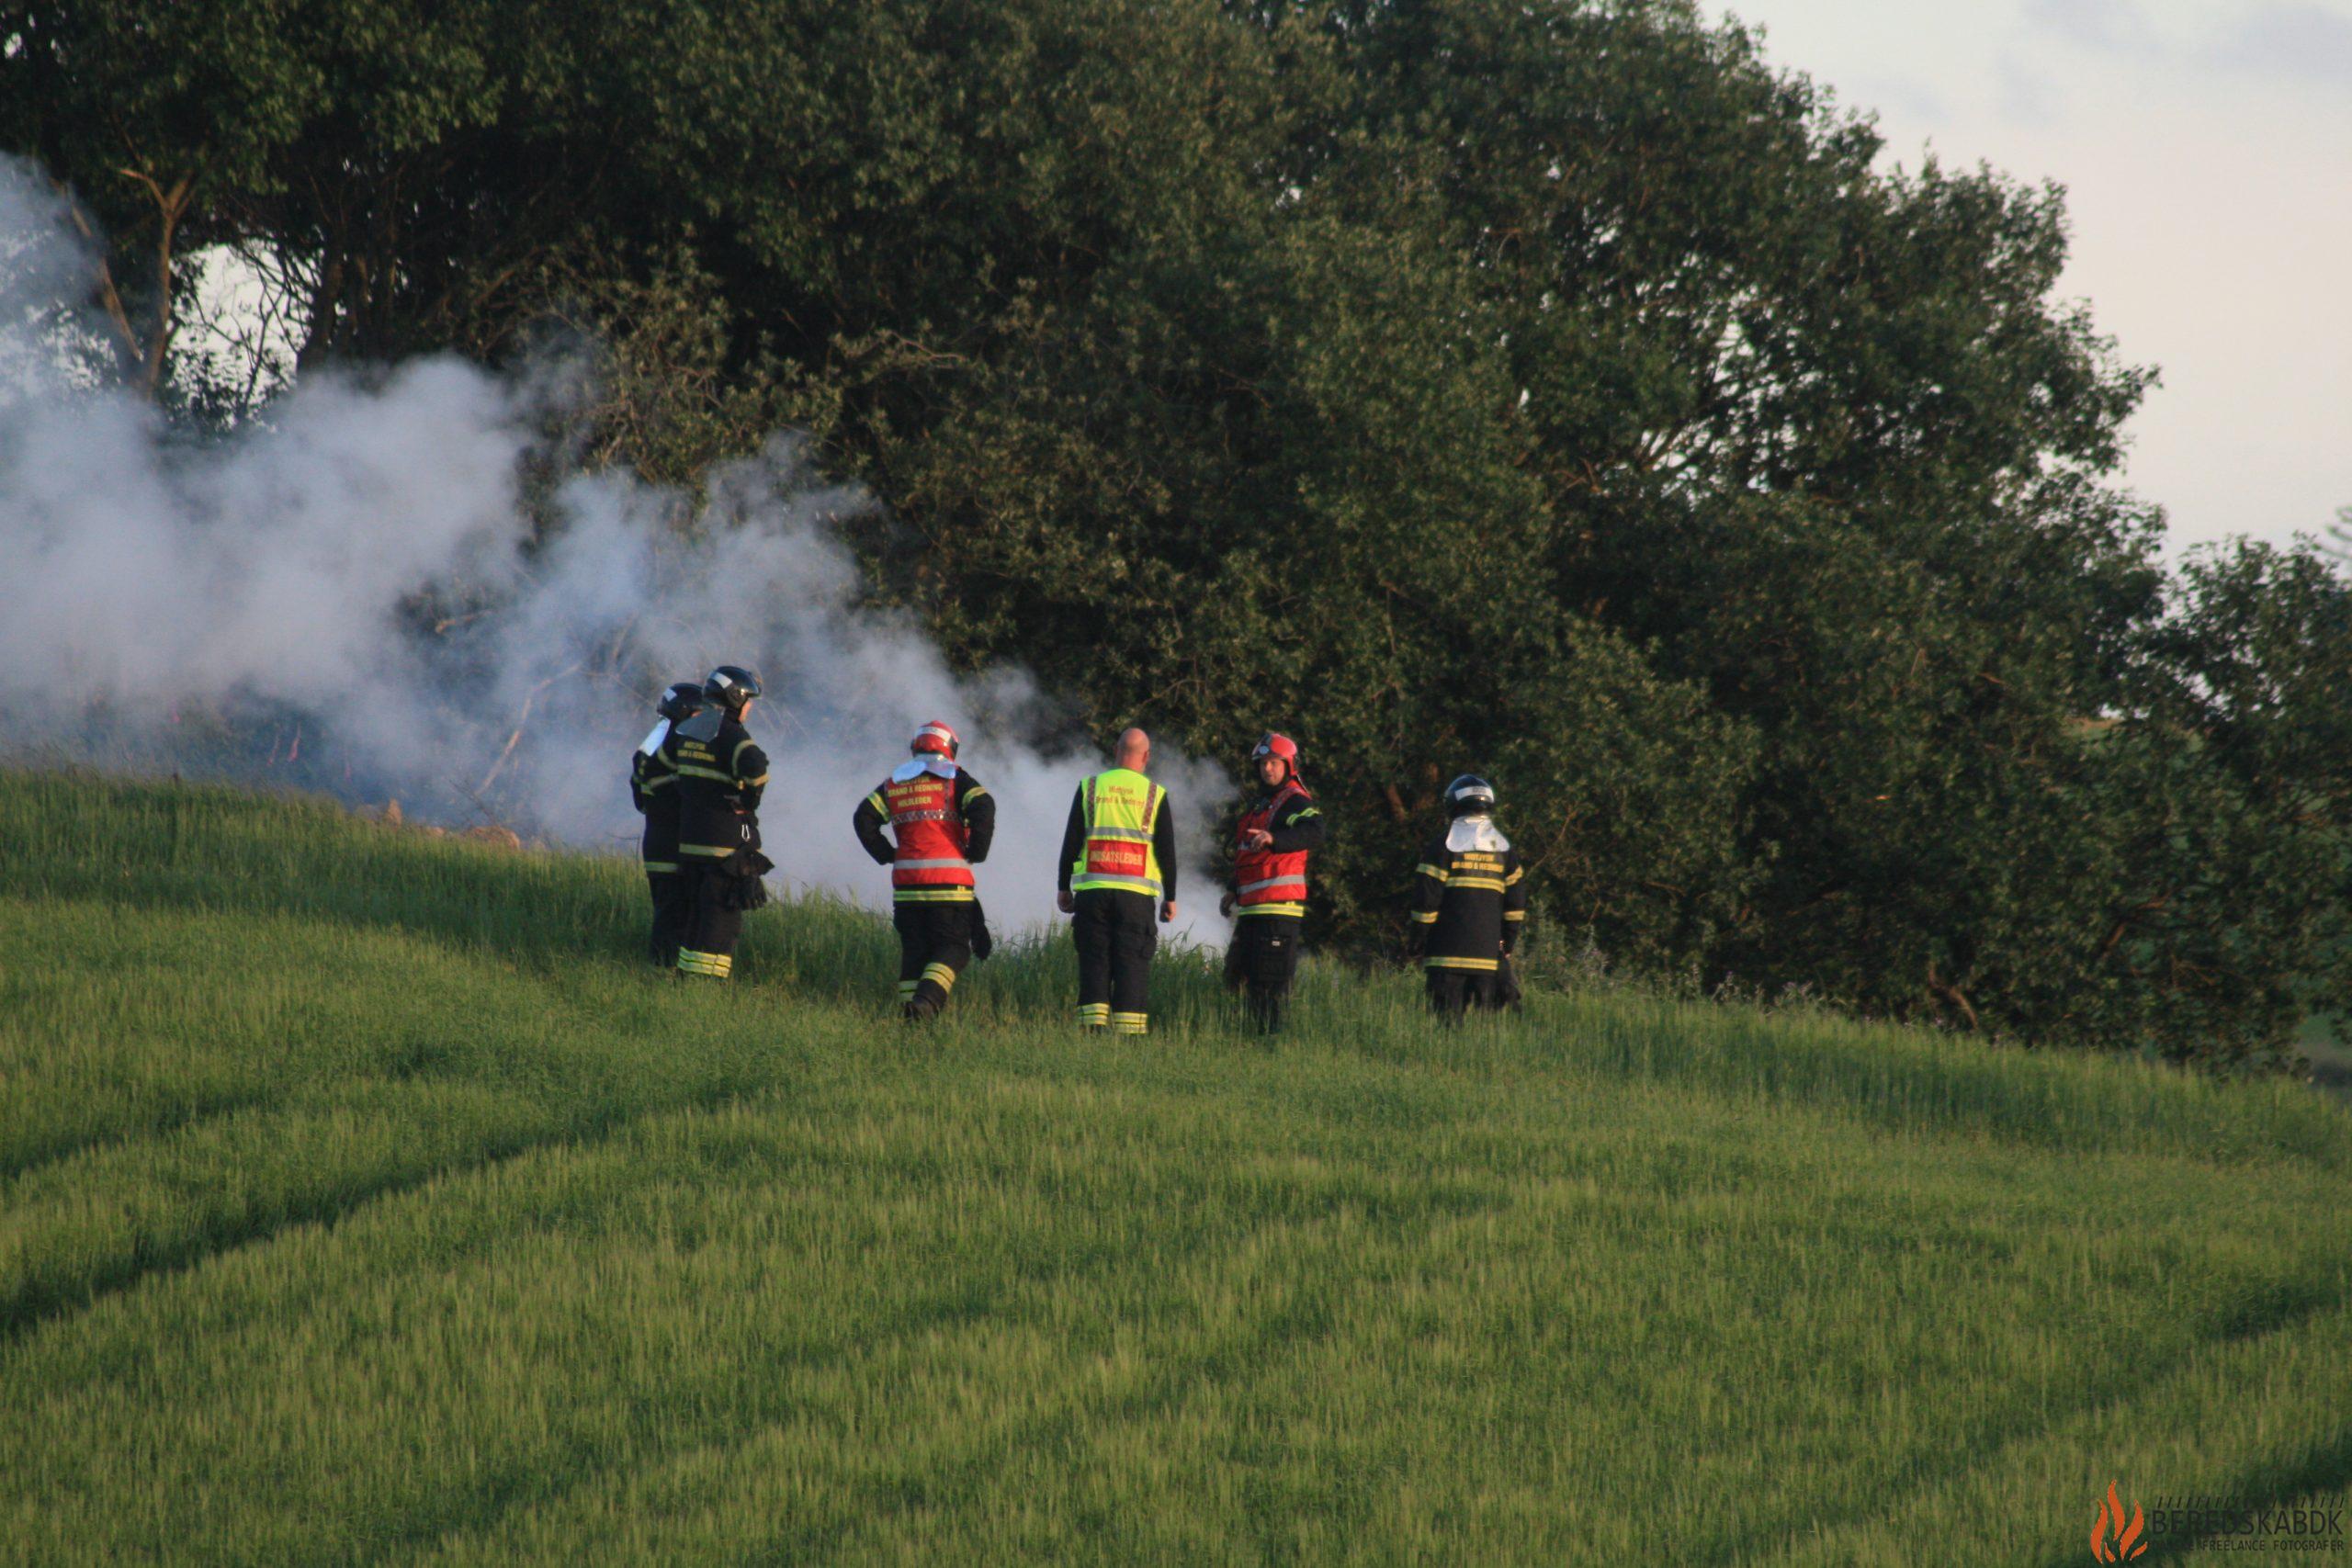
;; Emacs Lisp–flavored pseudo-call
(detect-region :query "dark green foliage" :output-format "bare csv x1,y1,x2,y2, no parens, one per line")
7,0,2345,1064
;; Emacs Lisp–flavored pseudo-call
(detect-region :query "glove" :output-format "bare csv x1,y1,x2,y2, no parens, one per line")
971,899,993,962
718,849,775,911
1218,892,1236,918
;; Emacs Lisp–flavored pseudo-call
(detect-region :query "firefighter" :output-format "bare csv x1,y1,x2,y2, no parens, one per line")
630,679,706,966
1219,732,1325,1032
1056,728,1177,1034
1408,774,1527,1021
853,720,998,1020
662,665,771,979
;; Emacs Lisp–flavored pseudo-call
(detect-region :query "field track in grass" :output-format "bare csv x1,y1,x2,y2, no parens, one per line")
3,768,2347,1564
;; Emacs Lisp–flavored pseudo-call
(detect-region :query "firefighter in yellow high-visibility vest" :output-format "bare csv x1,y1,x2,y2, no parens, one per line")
1056,728,1178,1034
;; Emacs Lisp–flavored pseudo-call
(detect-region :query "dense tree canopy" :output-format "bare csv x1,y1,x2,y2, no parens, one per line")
7,0,2345,1065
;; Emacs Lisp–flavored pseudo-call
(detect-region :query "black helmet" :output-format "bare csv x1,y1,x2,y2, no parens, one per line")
703,665,763,711
657,681,706,723
1445,774,1496,818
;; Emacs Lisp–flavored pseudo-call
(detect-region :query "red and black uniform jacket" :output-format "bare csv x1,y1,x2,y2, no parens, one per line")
854,763,996,902
1229,782,1326,918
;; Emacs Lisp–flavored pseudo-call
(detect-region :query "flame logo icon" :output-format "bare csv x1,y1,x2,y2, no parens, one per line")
2092,1480,2149,1562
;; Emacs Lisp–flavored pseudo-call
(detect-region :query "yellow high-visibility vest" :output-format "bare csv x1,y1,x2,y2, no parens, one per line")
1069,767,1165,897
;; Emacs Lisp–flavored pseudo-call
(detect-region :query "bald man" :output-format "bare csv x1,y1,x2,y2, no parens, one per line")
1056,728,1178,1034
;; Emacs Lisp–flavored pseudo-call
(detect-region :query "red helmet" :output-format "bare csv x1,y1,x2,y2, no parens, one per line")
911,720,960,760
1251,732,1299,776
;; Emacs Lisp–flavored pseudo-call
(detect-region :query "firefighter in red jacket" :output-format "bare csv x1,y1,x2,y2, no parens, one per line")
1219,732,1327,1032
854,720,997,1020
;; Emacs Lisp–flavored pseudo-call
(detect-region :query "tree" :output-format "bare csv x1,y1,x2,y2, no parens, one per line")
8,0,2342,1064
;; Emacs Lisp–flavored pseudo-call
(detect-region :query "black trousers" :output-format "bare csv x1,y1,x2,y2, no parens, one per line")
675,861,745,979
895,901,975,1020
645,868,690,967
1425,965,1504,1021
1073,889,1157,1032
1224,914,1302,1032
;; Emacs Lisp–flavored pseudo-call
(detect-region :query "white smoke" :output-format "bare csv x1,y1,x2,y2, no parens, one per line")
0,158,1233,943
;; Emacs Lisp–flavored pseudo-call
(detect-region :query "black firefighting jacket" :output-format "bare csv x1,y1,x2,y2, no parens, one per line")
1408,818,1528,971
661,712,769,861
631,734,684,871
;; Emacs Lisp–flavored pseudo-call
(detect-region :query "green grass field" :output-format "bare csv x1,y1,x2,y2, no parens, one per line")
3,770,2347,1564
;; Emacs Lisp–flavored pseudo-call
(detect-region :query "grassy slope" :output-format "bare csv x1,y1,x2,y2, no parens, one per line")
1,770,2347,1565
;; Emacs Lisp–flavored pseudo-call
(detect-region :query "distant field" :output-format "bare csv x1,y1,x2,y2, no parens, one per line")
3,770,2347,1564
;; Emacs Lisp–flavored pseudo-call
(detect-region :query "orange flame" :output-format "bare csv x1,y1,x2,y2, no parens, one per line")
2092,1480,2149,1562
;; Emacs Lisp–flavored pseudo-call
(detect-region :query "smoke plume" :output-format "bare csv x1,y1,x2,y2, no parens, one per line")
0,158,1233,943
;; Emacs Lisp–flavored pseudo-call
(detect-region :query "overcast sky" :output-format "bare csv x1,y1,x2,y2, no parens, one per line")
1713,0,2352,557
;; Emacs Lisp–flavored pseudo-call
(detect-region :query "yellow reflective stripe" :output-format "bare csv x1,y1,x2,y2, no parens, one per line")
963,784,989,801
866,791,887,815
1423,955,1499,971
1448,876,1508,892
1416,863,1445,880
642,861,679,874
892,887,977,902
1074,770,1163,888
639,773,676,790
1503,909,1526,921
673,764,736,783
678,843,735,857
730,739,760,772
741,773,770,787
1505,866,1525,885
1408,910,1439,924
1110,1011,1148,1034
1236,904,1305,918
1069,875,1161,897
921,963,958,992
676,949,734,977
897,980,919,997
1077,1003,1111,1025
